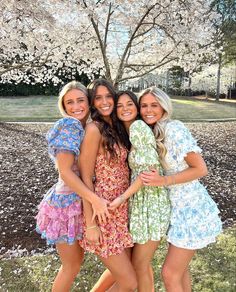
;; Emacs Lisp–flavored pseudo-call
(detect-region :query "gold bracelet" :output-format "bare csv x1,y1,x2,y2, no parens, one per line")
86,225,97,230
119,194,126,203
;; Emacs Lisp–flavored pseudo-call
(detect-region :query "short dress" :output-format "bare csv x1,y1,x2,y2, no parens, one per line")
80,138,133,258
128,120,171,244
164,120,222,249
36,117,85,245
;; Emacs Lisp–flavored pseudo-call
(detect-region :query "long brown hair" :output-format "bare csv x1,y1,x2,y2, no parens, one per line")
87,79,128,157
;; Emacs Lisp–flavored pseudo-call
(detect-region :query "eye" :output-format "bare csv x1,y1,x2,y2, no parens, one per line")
140,104,147,108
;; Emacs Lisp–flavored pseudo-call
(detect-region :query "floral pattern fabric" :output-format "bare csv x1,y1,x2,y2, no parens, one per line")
80,142,133,258
36,117,84,245
128,120,171,244
164,120,222,249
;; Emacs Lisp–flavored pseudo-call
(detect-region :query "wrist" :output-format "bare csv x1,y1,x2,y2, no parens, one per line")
119,194,126,203
163,176,168,186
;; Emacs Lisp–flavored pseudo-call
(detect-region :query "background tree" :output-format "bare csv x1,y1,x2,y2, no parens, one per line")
0,0,220,88
211,0,236,100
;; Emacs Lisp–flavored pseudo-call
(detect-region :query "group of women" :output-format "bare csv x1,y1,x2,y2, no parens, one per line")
36,79,222,292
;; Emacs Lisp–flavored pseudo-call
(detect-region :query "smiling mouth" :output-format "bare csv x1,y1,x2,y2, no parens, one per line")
122,112,132,116
101,106,111,110
73,111,83,114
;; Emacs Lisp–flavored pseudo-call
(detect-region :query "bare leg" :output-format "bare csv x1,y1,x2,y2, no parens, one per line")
52,241,84,292
182,269,192,292
132,241,159,292
99,250,137,292
91,248,132,292
161,244,195,292
91,269,114,292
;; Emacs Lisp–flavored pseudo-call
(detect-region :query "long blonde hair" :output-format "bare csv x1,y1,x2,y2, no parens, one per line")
139,87,173,168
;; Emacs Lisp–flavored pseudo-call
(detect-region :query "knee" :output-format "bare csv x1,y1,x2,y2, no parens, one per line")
61,258,83,277
161,264,178,286
133,260,150,275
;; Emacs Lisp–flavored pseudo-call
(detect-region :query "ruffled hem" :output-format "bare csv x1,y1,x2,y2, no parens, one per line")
167,236,218,250
132,232,166,244
36,199,83,246
80,238,133,258
167,215,222,250
36,227,82,245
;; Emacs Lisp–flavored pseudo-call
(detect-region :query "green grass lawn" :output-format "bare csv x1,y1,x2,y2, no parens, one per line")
0,96,60,122
0,96,235,122
1,226,235,291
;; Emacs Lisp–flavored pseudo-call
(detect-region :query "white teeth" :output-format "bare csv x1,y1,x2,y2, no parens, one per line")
122,113,131,116
146,115,154,118
101,107,110,110
73,111,82,114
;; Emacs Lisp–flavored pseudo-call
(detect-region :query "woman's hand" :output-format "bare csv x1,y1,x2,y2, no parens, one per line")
85,226,103,245
140,168,164,186
91,197,110,224
108,196,124,210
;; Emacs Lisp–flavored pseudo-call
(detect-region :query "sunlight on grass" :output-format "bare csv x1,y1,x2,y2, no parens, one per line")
1,227,235,291
0,96,235,122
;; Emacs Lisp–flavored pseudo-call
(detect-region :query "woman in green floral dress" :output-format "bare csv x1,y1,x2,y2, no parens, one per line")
109,90,171,291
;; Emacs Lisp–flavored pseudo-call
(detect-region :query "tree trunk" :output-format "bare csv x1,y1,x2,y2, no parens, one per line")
216,53,222,101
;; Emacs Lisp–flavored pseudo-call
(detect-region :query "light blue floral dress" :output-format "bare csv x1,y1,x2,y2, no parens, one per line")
164,120,222,249
36,117,85,245
128,120,171,244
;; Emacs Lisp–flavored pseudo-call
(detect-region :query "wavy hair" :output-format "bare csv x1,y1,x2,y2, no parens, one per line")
139,87,173,168
116,90,140,150
58,80,88,117
87,79,128,157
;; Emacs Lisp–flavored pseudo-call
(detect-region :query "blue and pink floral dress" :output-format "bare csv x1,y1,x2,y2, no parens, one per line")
36,117,84,245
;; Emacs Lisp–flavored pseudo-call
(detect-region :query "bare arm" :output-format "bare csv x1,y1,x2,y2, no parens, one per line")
140,152,208,187
109,175,143,210
79,123,109,242
56,152,109,220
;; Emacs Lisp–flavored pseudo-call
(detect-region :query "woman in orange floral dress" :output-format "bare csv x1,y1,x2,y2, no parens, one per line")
79,79,137,291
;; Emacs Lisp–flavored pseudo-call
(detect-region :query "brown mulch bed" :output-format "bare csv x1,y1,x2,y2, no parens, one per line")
0,122,235,256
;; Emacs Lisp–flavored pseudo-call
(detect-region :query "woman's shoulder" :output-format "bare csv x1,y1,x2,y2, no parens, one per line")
47,117,83,139
130,119,150,132
51,117,83,132
165,120,187,135
165,119,185,129
84,121,102,140
85,121,101,132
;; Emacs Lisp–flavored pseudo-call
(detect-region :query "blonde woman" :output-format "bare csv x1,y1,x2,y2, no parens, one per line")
139,87,222,292
36,81,109,292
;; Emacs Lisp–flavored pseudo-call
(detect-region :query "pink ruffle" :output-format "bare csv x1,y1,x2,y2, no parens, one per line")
36,201,83,244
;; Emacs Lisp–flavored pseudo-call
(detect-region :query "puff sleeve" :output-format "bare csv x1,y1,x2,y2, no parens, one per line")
129,120,160,172
46,117,84,161
165,120,202,164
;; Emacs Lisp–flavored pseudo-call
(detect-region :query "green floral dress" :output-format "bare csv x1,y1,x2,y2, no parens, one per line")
128,120,171,244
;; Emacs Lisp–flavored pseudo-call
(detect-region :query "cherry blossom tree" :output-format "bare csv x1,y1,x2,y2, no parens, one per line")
0,0,220,87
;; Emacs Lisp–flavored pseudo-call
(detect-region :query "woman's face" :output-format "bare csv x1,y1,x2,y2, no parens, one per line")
63,88,89,125
117,94,138,126
140,93,164,126
93,85,114,118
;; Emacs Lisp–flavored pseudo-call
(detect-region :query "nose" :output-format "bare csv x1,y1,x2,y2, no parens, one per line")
123,105,128,111
102,96,108,104
146,105,152,113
